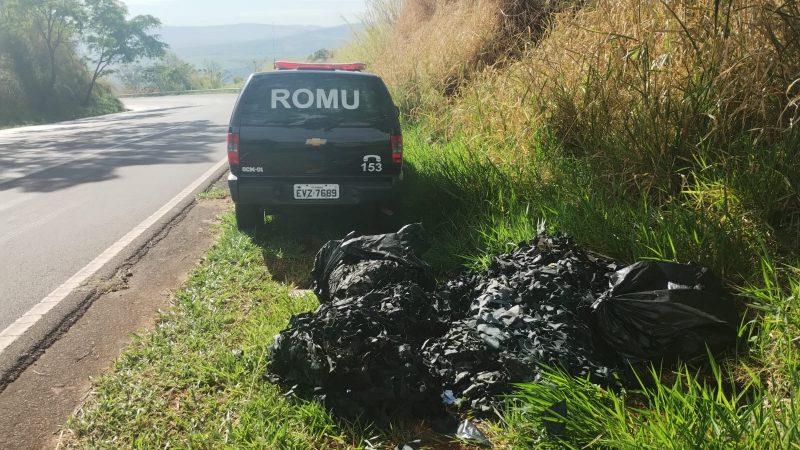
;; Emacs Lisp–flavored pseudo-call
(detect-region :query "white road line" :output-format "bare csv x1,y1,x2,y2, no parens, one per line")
0,157,228,355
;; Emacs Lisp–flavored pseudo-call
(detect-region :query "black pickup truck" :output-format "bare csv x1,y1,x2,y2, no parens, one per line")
226,61,403,230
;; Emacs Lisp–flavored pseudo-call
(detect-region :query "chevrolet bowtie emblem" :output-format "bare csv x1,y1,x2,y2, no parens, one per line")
306,138,327,147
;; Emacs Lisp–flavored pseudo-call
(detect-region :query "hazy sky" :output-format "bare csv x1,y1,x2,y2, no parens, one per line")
125,0,367,27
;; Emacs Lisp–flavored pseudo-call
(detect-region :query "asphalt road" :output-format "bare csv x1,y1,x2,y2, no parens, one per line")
0,93,237,331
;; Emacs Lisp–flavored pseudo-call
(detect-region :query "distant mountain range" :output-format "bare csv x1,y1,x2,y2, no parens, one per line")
157,23,362,80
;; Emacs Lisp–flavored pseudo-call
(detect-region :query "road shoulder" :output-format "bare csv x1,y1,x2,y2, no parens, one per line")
0,192,229,449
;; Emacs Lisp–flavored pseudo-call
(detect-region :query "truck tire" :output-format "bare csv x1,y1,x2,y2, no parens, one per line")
235,204,263,232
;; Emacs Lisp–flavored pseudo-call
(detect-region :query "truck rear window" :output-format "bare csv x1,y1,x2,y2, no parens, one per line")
237,74,392,128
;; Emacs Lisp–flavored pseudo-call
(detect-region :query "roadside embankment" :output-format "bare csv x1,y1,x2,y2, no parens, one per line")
0,190,229,449
338,0,800,446
56,0,800,447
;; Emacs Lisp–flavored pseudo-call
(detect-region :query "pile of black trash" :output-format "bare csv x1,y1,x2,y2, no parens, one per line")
267,224,739,425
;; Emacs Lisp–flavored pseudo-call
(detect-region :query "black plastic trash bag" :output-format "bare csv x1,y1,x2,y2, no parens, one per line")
269,226,740,425
311,223,434,303
591,261,739,362
267,282,448,425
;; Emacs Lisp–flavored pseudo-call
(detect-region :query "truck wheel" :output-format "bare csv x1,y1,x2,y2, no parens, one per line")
235,204,263,232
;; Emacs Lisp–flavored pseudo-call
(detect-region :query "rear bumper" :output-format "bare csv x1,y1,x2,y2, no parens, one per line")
228,173,401,206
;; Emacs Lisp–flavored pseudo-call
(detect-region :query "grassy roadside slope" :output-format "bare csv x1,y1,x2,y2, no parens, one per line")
66,214,349,448
65,124,798,448
0,2,127,128
64,201,458,448
341,0,800,447
398,125,800,448
65,0,800,447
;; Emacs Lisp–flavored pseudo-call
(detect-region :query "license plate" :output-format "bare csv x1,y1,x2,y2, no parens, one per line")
293,184,340,200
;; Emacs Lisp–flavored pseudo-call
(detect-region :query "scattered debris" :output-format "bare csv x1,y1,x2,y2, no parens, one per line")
455,419,492,447
542,399,568,437
394,439,422,450
441,389,457,405
267,224,738,427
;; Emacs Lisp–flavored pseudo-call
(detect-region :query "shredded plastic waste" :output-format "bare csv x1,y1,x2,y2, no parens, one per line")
394,439,422,450
266,224,738,426
422,235,622,412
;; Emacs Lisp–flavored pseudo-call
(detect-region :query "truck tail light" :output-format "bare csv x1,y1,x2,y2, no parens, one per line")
227,131,240,165
391,134,403,165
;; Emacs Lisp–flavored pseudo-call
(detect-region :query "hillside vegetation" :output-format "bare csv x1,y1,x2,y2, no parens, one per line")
1,2,111,126
0,0,165,128
341,0,800,446
116,53,232,94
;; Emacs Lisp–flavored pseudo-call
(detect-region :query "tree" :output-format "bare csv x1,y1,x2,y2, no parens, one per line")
82,0,166,104
146,53,196,92
29,0,84,91
117,54,232,94
200,60,226,89
307,48,333,62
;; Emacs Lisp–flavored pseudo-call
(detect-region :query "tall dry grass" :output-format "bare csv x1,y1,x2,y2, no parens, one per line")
454,0,800,192
337,2,800,446
340,0,578,114
347,1,799,197
347,0,800,263
350,0,800,256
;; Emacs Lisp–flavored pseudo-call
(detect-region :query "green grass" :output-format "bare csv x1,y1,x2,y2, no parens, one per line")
490,263,800,448
65,211,463,449
395,125,791,280
495,361,800,449
66,215,345,448
393,123,800,448
197,186,229,200
66,121,799,448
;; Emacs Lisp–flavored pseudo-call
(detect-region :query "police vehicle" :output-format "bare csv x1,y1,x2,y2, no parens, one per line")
226,61,403,230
